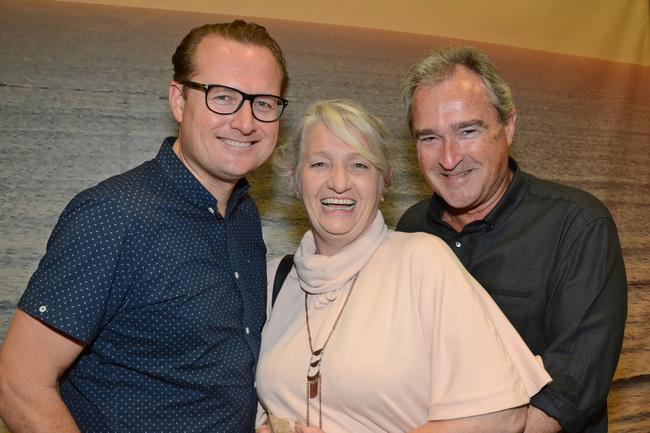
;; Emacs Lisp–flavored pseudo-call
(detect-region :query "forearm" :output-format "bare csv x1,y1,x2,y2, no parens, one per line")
0,384,81,433
522,406,561,433
0,311,84,433
408,406,527,433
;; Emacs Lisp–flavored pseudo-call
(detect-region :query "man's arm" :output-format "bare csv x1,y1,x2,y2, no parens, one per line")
409,406,527,433
0,310,84,433
285,406,527,433
532,215,627,432
523,406,561,433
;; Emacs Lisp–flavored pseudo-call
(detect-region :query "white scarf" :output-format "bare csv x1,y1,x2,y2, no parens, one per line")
293,211,388,307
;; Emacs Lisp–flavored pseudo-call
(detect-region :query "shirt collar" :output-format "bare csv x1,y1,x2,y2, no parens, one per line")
427,158,528,233
155,137,250,215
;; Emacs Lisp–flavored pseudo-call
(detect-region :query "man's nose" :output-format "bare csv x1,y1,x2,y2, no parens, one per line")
439,138,463,170
230,100,256,134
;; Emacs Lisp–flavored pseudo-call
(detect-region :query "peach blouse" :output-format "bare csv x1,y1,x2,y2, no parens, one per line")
256,212,550,433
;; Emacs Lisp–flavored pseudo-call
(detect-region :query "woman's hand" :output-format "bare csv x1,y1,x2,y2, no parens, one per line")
295,424,325,433
257,421,323,433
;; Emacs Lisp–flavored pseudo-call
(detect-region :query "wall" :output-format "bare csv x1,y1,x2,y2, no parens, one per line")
53,0,650,66
1,0,649,432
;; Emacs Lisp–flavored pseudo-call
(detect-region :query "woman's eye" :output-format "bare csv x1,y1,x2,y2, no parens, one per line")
353,162,369,169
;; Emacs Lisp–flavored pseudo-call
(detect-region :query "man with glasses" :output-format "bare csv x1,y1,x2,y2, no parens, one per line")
0,21,288,433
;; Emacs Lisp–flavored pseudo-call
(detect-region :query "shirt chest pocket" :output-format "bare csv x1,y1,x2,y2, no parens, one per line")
486,286,533,338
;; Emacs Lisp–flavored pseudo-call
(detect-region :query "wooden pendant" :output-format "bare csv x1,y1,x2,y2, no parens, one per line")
307,348,323,398
308,373,320,399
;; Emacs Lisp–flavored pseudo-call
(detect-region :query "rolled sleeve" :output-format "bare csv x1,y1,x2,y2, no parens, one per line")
533,216,627,432
19,192,129,343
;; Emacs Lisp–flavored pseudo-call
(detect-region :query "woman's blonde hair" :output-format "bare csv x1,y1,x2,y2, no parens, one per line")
275,99,393,191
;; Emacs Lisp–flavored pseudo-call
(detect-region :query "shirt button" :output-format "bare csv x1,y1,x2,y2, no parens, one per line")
234,271,240,279
38,305,47,313
208,207,215,214
454,241,461,248
245,327,250,334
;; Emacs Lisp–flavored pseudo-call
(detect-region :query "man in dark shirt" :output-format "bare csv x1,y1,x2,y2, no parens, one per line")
397,46,626,433
0,21,289,433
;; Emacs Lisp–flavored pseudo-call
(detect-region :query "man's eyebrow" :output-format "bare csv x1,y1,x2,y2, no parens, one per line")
413,128,439,139
452,119,489,130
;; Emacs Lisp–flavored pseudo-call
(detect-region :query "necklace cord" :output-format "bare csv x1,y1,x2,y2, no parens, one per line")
303,273,359,429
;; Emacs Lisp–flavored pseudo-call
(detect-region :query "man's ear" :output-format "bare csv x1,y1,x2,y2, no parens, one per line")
169,81,185,123
504,110,517,147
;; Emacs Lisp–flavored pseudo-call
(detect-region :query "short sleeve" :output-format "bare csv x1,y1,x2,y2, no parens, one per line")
413,235,551,420
18,192,129,343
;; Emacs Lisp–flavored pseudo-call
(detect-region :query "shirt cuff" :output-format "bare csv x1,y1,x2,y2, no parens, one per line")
530,386,583,433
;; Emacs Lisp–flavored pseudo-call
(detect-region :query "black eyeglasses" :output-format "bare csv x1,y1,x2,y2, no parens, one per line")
181,81,288,123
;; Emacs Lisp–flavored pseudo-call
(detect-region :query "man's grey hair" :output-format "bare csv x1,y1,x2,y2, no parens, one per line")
402,46,515,128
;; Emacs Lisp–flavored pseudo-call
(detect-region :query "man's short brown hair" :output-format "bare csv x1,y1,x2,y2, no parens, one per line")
172,20,288,95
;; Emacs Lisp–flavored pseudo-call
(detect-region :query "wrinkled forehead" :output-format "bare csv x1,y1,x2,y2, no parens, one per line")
411,73,499,127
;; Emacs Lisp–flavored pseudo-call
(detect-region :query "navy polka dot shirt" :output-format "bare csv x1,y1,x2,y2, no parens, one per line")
19,137,267,433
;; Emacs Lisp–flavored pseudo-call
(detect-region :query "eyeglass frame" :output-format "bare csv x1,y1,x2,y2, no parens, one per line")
180,80,289,123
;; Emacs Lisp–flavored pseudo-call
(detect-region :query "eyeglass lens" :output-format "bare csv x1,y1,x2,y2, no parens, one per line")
206,86,284,121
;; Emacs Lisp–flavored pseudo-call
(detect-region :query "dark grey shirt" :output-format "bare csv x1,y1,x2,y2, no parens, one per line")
397,159,627,433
